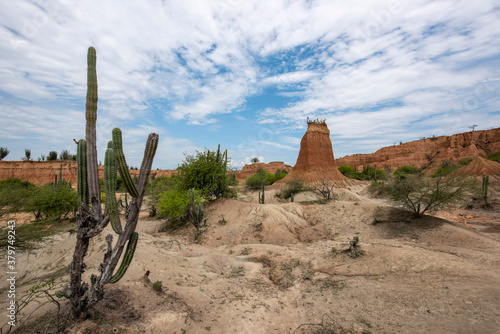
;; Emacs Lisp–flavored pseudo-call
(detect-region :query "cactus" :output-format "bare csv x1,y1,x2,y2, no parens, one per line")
482,175,489,205
291,193,294,203
188,188,206,241
59,163,63,184
152,280,163,293
105,142,122,234
258,181,265,204
112,128,138,197
77,139,89,206
70,46,159,316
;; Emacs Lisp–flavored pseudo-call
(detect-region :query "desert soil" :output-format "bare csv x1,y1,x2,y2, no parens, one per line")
1,184,500,334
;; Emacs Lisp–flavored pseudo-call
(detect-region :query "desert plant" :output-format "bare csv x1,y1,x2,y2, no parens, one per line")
482,175,489,206
279,180,307,199
347,236,365,258
152,280,163,293
47,151,58,161
393,165,420,179
69,46,158,316
0,147,9,160
432,160,460,177
59,149,72,160
317,177,335,200
22,148,31,161
258,181,265,204
188,188,207,241
178,145,233,198
251,157,260,163
245,168,277,188
379,174,474,218
24,183,76,221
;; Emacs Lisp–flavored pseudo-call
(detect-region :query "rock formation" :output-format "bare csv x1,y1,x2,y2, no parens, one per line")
0,160,177,185
280,121,356,186
453,156,500,180
235,161,291,182
336,127,500,173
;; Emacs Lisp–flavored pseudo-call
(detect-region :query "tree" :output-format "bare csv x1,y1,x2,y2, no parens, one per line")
59,149,72,160
47,151,58,161
251,157,260,163
22,149,32,161
0,147,9,160
378,174,473,218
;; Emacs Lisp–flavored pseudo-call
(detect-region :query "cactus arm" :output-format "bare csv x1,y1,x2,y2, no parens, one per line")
77,139,89,206
104,145,122,234
112,128,139,198
85,46,101,218
109,232,138,284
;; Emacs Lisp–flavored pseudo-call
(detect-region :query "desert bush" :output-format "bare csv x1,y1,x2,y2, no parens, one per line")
279,180,308,199
245,168,277,188
22,148,32,161
274,168,288,180
487,150,500,163
0,147,9,160
24,183,77,221
393,165,420,179
377,174,474,218
59,149,72,160
338,164,385,180
157,187,204,226
178,145,234,198
458,157,474,166
432,160,460,177
46,151,58,161
0,178,35,216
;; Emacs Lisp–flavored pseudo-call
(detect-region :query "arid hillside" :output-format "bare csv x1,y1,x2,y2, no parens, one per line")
336,127,500,171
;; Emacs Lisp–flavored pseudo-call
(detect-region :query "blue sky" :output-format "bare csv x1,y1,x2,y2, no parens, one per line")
1,0,499,169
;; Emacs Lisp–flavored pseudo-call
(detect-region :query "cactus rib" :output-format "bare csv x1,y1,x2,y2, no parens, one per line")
110,232,139,284
76,139,89,205
112,128,138,197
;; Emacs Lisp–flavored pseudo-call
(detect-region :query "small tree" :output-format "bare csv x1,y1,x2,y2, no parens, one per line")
251,157,260,163
47,151,58,161
59,149,72,160
380,174,473,218
0,147,9,160
22,149,32,161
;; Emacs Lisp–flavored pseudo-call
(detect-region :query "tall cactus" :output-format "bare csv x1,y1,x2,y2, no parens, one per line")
258,181,265,204
70,46,159,316
482,175,489,205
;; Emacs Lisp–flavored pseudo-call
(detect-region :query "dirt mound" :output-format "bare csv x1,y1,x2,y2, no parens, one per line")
336,127,500,171
235,161,291,182
452,156,500,180
279,121,357,187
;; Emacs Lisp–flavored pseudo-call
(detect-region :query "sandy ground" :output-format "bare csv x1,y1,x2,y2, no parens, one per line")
1,184,500,334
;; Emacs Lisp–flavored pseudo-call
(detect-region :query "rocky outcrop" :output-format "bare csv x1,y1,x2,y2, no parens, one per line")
280,121,357,186
235,161,291,182
453,156,500,180
336,127,500,172
0,160,177,185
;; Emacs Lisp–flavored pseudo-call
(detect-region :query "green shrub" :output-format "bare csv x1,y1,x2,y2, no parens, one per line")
157,187,204,226
279,180,307,199
46,151,58,161
488,151,500,163
458,157,474,166
274,169,288,180
0,147,9,160
24,183,77,220
393,165,420,179
178,146,233,198
245,168,278,188
0,178,36,216
432,160,460,178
